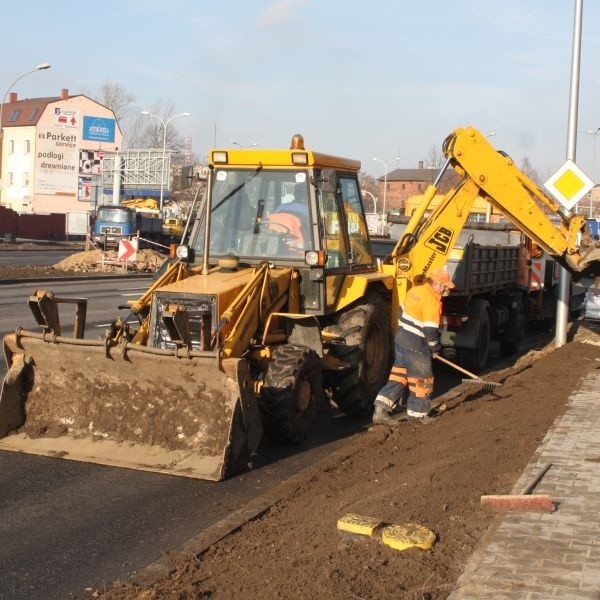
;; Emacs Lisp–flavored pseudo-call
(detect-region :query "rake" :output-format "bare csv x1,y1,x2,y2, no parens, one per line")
480,463,555,513
434,354,502,391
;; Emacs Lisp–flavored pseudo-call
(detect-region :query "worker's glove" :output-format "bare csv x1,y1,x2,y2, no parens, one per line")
430,342,441,355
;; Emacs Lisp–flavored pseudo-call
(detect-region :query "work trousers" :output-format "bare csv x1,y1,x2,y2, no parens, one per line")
375,336,434,417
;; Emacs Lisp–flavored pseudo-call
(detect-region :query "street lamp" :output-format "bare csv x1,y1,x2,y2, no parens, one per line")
0,62,51,202
141,110,191,211
229,140,258,147
361,189,377,214
372,156,401,217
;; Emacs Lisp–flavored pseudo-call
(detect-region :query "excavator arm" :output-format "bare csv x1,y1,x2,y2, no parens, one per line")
390,126,600,303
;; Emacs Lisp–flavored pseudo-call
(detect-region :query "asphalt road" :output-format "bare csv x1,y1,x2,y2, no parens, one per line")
0,247,80,267
1,277,452,600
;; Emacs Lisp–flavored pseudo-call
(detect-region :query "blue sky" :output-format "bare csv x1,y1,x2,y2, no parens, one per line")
3,1,600,181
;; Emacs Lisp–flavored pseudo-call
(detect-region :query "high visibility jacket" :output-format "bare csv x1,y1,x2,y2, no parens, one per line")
397,282,442,354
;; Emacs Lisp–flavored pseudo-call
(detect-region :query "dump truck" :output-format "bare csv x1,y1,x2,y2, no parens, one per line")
2,127,600,481
372,220,587,371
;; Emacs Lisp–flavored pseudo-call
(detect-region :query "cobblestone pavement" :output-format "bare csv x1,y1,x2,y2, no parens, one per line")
449,337,600,600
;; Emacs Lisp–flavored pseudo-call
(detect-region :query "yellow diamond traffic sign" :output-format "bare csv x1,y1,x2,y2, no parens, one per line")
544,159,594,210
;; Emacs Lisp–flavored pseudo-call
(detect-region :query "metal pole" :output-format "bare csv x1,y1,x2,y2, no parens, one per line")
556,0,583,348
383,166,388,216
591,129,598,217
160,122,167,212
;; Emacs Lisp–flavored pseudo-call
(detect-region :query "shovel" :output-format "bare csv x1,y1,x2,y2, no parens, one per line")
434,354,502,391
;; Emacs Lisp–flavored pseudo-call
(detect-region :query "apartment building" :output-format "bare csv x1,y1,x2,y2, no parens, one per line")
0,88,122,213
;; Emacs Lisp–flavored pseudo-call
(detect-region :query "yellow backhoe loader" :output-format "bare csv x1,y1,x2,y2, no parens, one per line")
1,128,600,481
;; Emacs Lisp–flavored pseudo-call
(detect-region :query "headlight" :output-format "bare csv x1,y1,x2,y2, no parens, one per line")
176,245,190,260
212,151,228,163
305,250,326,266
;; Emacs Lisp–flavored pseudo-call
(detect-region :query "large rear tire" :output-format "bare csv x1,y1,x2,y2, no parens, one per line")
259,344,322,444
327,294,393,415
458,306,490,373
499,297,526,356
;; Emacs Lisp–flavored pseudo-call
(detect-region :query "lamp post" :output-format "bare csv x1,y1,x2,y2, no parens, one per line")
585,128,600,217
372,156,401,217
0,62,51,202
141,111,191,211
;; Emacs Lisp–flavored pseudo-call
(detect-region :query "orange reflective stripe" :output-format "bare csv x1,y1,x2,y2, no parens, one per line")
389,373,407,385
408,377,434,398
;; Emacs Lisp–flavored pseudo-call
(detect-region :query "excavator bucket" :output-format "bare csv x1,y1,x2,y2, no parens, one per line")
0,330,263,481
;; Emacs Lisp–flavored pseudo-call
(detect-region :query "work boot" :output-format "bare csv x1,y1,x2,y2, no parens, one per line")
372,403,398,427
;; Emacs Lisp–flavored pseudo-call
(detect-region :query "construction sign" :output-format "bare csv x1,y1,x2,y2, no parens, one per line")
118,238,138,262
544,160,594,211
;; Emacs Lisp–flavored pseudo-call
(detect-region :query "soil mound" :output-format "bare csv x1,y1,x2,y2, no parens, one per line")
54,249,167,273
98,323,600,600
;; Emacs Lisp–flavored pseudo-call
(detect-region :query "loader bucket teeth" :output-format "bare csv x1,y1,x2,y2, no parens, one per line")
0,332,263,481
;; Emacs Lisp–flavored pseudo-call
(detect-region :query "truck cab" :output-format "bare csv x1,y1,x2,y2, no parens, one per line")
92,205,136,247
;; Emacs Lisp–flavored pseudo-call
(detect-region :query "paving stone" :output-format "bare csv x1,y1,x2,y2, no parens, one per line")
448,370,600,599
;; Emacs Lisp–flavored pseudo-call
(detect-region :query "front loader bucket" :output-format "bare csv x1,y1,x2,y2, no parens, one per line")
0,330,263,481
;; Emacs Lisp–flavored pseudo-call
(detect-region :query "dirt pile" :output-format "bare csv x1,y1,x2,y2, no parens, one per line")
0,249,167,280
54,249,167,273
98,323,600,600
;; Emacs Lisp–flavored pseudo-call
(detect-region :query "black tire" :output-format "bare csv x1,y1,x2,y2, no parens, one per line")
259,344,322,444
327,294,393,415
458,307,490,373
500,298,526,356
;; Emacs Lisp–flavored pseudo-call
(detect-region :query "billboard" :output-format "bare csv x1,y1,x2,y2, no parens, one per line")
83,116,116,143
35,128,79,195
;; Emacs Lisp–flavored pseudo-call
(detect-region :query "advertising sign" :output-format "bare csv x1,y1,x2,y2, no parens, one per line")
83,116,116,143
54,107,78,128
35,127,79,195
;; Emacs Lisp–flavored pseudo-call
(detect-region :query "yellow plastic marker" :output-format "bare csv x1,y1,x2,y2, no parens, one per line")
380,523,436,551
336,514,382,537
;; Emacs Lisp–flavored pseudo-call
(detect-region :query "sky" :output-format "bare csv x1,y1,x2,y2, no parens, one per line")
3,0,600,181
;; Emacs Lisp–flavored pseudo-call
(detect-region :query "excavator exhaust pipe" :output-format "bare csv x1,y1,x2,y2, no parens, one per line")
0,330,263,481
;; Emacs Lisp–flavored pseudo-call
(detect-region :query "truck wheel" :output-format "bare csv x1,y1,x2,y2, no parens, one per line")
500,298,526,356
327,294,393,415
259,344,322,444
458,307,490,373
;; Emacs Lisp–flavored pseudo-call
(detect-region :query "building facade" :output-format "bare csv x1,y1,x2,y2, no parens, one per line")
376,163,445,213
0,89,121,214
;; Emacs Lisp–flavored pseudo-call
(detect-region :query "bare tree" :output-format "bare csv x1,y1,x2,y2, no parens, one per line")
424,145,445,169
88,83,188,154
136,99,187,159
94,81,135,123
359,172,378,195
520,156,541,186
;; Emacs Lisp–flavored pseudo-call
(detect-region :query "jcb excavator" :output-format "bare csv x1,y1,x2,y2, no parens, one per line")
1,127,599,481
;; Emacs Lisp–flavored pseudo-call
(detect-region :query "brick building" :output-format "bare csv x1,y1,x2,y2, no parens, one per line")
376,162,454,214
0,89,122,214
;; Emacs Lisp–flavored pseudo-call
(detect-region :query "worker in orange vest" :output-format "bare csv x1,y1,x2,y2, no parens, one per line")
372,268,455,425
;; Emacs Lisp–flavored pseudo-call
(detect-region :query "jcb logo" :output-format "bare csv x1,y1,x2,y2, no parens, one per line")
424,226,454,255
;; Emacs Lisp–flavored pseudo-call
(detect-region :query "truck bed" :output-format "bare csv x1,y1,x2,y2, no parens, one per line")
371,221,525,296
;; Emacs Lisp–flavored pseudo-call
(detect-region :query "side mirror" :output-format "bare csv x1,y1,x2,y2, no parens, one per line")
321,168,338,195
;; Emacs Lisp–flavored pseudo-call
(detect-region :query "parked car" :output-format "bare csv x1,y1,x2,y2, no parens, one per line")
583,285,600,322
